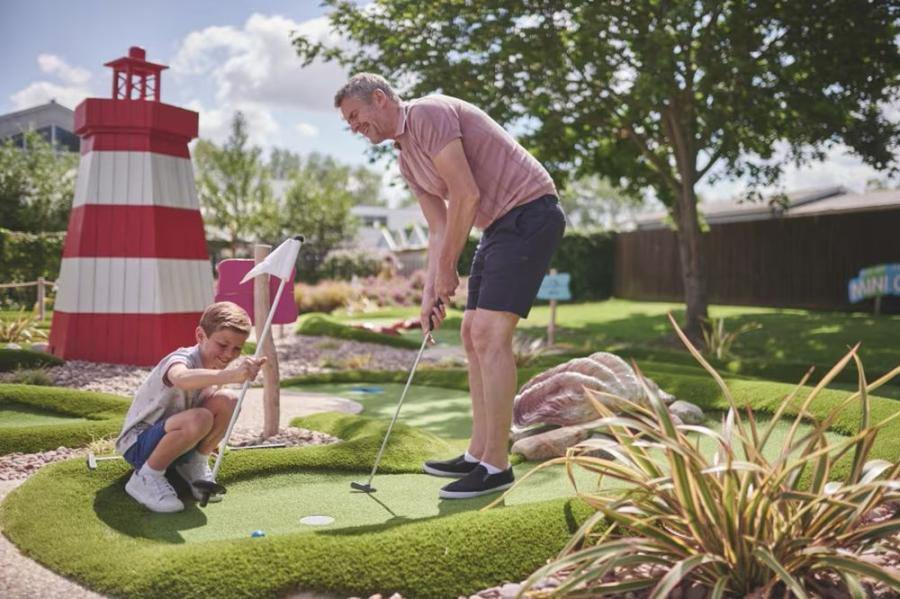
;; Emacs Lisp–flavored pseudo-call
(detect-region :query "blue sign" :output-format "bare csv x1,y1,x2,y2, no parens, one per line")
537,273,571,301
848,264,900,303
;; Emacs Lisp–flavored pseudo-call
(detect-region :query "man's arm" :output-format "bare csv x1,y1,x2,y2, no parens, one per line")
417,191,448,330
431,138,480,303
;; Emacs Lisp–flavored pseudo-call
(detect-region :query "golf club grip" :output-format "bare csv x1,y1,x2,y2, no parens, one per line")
428,298,444,332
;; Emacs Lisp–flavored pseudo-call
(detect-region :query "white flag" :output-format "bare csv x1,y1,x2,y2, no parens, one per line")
239,237,302,285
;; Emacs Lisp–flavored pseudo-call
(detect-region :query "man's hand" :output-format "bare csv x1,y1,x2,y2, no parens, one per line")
434,265,459,308
227,356,268,384
420,292,446,334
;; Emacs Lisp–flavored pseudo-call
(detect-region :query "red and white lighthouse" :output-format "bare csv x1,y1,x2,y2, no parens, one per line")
49,47,213,366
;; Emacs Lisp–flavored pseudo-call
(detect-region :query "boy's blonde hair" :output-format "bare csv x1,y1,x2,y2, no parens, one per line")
199,301,251,336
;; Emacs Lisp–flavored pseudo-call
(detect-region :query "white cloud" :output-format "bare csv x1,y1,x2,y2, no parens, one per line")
295,122,319,137
184,99,278,148
10,54,94,110
171,13,349,114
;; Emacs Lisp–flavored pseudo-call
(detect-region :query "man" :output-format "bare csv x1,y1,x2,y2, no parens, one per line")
335,73,566,499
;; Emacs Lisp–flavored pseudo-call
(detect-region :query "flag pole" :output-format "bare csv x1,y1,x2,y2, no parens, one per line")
202,236,303,499
209,276,289,481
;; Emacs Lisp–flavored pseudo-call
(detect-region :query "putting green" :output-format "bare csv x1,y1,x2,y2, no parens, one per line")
0,405,90,427
103,463,599,544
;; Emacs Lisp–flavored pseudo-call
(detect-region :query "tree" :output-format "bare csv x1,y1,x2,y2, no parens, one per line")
304,152,387,207
0,130,77,232
194,112,276,255
560,175,651,230
294,0,900,337
279,162,359,282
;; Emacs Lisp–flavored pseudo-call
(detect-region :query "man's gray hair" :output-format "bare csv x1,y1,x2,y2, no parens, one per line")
334,73,399,108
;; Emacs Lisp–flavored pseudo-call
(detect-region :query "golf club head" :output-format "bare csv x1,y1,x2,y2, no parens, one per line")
350,481,375,493
193,479,227,507
86,452,97,470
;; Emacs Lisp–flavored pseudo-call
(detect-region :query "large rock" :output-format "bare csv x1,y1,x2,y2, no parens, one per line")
513,352,676,429
511,420,603,460
669,400,705,425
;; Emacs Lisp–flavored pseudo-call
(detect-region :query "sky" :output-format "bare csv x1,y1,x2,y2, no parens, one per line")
0,0,895,205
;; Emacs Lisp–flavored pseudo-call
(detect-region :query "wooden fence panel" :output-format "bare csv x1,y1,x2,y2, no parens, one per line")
614,209,900,311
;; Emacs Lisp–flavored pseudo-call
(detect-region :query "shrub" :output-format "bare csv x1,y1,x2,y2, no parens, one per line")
509,314,900,597
320,248,397,280
0,348,63,372
459,229,615,301
5,368,52,386
0,228,65,307
295,280,355,314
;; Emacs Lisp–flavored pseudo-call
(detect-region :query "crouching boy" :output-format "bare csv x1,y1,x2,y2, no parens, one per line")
115,301,266,512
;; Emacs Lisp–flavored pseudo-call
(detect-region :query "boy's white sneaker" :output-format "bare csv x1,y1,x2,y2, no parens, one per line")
125,471,184,513
175,454,222,503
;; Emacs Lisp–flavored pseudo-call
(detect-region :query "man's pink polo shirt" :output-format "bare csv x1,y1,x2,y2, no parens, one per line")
395,95,557,230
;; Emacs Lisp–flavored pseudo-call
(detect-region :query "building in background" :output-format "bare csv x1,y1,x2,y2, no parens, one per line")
0,100,80,152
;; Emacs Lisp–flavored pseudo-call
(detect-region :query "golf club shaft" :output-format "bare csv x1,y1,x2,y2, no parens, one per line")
362,331,431,487
210,275,288,480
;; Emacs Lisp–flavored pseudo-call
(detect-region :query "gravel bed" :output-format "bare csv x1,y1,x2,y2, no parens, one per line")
0,334,459,396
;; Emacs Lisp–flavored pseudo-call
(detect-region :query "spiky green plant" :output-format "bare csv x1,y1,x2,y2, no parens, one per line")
0,313,47,344
500,314,900,598
701,316,761,360
513,332,548,368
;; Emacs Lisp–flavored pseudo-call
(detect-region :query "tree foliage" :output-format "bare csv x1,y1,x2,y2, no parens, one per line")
559,175,651,230
0,130,77,233
194,112,276,254
294,0,900,335
278,162,359,282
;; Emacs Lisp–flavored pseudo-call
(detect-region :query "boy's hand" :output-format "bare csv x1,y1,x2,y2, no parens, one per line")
228,356,267,384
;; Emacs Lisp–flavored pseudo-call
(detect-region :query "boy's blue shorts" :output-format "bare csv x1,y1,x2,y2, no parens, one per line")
123,418,196,470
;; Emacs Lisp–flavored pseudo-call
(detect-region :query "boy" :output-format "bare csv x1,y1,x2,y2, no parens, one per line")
115,301,266,512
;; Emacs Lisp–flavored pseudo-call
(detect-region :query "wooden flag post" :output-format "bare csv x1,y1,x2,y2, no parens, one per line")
254,244,281,437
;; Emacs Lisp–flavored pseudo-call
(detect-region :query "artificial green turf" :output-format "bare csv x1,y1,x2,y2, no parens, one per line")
0,347,62,372
4,360,900,598
0,405,88,427
289,382,474,442
0,384,128,454
297,313,421,349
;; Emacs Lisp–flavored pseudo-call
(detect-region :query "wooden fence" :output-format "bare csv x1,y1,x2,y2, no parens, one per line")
0,278,53,321
614,208,900,312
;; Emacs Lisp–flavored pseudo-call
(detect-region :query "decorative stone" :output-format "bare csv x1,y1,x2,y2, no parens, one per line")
669,400,704,425
511,420,605,460
512,352,676,429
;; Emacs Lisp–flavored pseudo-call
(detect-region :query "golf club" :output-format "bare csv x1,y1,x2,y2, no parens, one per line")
195,235,304,507
351,300,442,494
86,452,122,470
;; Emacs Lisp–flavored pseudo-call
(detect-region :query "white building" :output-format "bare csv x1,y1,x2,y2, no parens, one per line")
0,100,79,152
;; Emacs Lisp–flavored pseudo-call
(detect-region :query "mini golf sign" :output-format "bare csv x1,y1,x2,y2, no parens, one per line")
848,264,900,313
537,271,571,346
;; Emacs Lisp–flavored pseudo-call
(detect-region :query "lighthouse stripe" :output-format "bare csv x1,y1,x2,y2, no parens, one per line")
63,205,208,259
49,312,201,365
73,151,199,210
55,257,214,314
79,133,191,159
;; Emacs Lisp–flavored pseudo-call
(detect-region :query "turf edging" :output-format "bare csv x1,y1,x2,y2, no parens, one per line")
0,348,63,372
297,314,421,349
0,384,129,454
0,408,593,599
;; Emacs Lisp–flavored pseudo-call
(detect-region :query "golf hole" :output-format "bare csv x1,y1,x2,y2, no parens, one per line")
300,515,335,526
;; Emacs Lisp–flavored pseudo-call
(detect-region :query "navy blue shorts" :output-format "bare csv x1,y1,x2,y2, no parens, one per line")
123,419,168,470
123,419,197,470
466,195,566,319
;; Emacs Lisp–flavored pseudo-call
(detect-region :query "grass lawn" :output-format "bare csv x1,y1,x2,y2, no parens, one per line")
334,299,900,387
